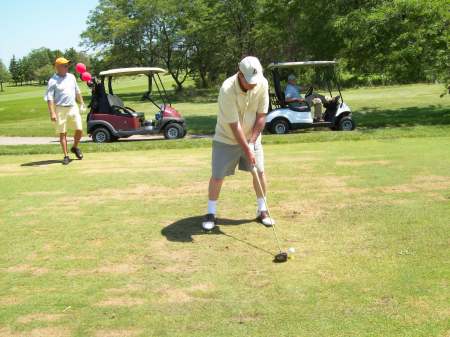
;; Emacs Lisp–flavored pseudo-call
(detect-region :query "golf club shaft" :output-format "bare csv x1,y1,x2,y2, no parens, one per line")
251,167,283,253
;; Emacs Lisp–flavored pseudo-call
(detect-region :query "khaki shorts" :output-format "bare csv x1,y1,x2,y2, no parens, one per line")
212,140,264,179
55,105,82,134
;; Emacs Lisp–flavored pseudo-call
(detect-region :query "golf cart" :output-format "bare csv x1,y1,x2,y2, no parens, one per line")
87,67,187,142
266,61,355,134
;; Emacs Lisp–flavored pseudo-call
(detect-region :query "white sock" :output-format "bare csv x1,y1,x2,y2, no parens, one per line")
207,200,217,215
257,197,267,212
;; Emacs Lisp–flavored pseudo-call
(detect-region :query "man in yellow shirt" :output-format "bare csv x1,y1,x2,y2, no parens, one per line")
202,56,275,230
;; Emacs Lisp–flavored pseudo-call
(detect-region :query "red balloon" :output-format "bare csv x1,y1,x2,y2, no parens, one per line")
81,72,92,82
75,63,86,74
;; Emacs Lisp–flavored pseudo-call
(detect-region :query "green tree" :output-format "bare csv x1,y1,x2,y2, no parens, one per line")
0,59,11,91
9,55,22,86
335,0,449,83
34,64,54,84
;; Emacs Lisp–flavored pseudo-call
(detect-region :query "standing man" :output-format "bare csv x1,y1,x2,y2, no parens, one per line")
45,57,85,165
202,56,274,230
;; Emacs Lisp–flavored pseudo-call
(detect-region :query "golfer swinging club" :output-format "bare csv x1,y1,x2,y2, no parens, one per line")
45,57,86,165
202,56,274,230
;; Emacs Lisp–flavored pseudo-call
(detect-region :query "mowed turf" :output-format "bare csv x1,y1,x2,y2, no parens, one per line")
1,137,449,337
0,79,449,137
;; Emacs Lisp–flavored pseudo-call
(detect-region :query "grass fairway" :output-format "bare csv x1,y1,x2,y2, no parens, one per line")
0,81,449,138
1,137,449,336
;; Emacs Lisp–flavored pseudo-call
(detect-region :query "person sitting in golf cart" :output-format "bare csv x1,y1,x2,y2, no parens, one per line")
284,74,305,106
285,74,323,121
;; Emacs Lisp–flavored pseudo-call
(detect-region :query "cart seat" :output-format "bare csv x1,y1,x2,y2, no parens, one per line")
107,94,126,109
106,94,144,118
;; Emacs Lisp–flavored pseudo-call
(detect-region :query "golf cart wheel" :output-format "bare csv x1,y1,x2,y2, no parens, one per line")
92,127,112,143
164,123,184,139
270,118,290,134
338,117,355,131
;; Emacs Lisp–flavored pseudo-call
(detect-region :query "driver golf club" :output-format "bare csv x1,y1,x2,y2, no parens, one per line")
250,166,288,263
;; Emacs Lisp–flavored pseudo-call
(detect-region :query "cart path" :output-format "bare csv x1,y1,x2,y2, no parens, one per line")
0,134,211,146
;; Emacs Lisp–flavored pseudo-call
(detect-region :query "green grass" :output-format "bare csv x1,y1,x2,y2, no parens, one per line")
0,80,449,138
1,137,449,336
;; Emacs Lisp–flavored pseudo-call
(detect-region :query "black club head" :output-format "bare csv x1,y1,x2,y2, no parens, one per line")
273,252,288,263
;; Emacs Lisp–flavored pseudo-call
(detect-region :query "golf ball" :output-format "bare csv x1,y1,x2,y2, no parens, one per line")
202,222,215,231
288,247,296,253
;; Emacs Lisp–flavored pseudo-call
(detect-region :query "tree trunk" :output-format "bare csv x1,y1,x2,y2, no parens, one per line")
0,81,3,92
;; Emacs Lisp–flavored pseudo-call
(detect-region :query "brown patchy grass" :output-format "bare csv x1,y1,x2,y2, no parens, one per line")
0,296,24,306
0,326,71,337
16,313,65,324
380,175,450,194
95,296,146,307
336,159,391,166
6,264,49,276
94,328,142,337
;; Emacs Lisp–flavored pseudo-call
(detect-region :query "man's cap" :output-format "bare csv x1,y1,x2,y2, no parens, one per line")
238,56,263,85
55,57,70,65
288,74,296,81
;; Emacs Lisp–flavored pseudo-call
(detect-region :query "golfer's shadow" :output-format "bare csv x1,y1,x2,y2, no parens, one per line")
161,216,273,256
21,160,63,167
162,216,253,242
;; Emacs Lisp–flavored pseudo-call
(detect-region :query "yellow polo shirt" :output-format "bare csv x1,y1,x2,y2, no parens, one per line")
213,73,269,145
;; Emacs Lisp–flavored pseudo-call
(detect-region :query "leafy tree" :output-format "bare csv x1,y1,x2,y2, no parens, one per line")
335,0,449,83
34,64,54,84
0,59,11,91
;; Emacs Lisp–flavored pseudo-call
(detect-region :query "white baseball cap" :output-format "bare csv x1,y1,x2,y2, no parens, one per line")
238,56,263,85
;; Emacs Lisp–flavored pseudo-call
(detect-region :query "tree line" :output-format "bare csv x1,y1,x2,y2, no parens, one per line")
1,0,448,92
0,48,90,89
81,0,449,90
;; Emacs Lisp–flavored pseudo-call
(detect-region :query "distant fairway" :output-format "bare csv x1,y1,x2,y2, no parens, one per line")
0,79,448,139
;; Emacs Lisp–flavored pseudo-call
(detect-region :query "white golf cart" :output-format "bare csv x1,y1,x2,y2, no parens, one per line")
266,61,356,134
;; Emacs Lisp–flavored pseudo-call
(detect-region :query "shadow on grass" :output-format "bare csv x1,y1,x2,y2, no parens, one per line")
112,88,217,105
162,215,273,256
21,159,63,166
184,115,216,135
354,105,450,128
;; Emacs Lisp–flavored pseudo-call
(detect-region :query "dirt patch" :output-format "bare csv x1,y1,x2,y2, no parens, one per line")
0,326,71,337
157,288,192,304
189,283,214,292
22,191,64,197
95,296,145,307
66,263,137,277
336,159,391,167
105,284,145,294
0,296,23,306
6,264,48,276
380,175,450,194
53,181,206,206
17,313,65,324
94,329,142,337
14,204,80,217
231,312,262,324
97,263,137,274
148,240,201,275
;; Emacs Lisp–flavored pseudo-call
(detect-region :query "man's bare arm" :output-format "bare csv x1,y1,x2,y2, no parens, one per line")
47,100,56,121
229,122,255,165
249,113,266,144
76,93,84,105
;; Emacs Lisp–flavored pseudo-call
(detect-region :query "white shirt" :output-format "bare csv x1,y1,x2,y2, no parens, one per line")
44,73,81,106
214,74,269,145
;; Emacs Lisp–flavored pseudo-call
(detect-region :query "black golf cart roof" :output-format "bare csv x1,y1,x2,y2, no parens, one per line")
267,61,336,69
99,67,167,77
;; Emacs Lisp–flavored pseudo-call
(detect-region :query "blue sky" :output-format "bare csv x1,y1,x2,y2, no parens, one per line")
0,0,99,65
